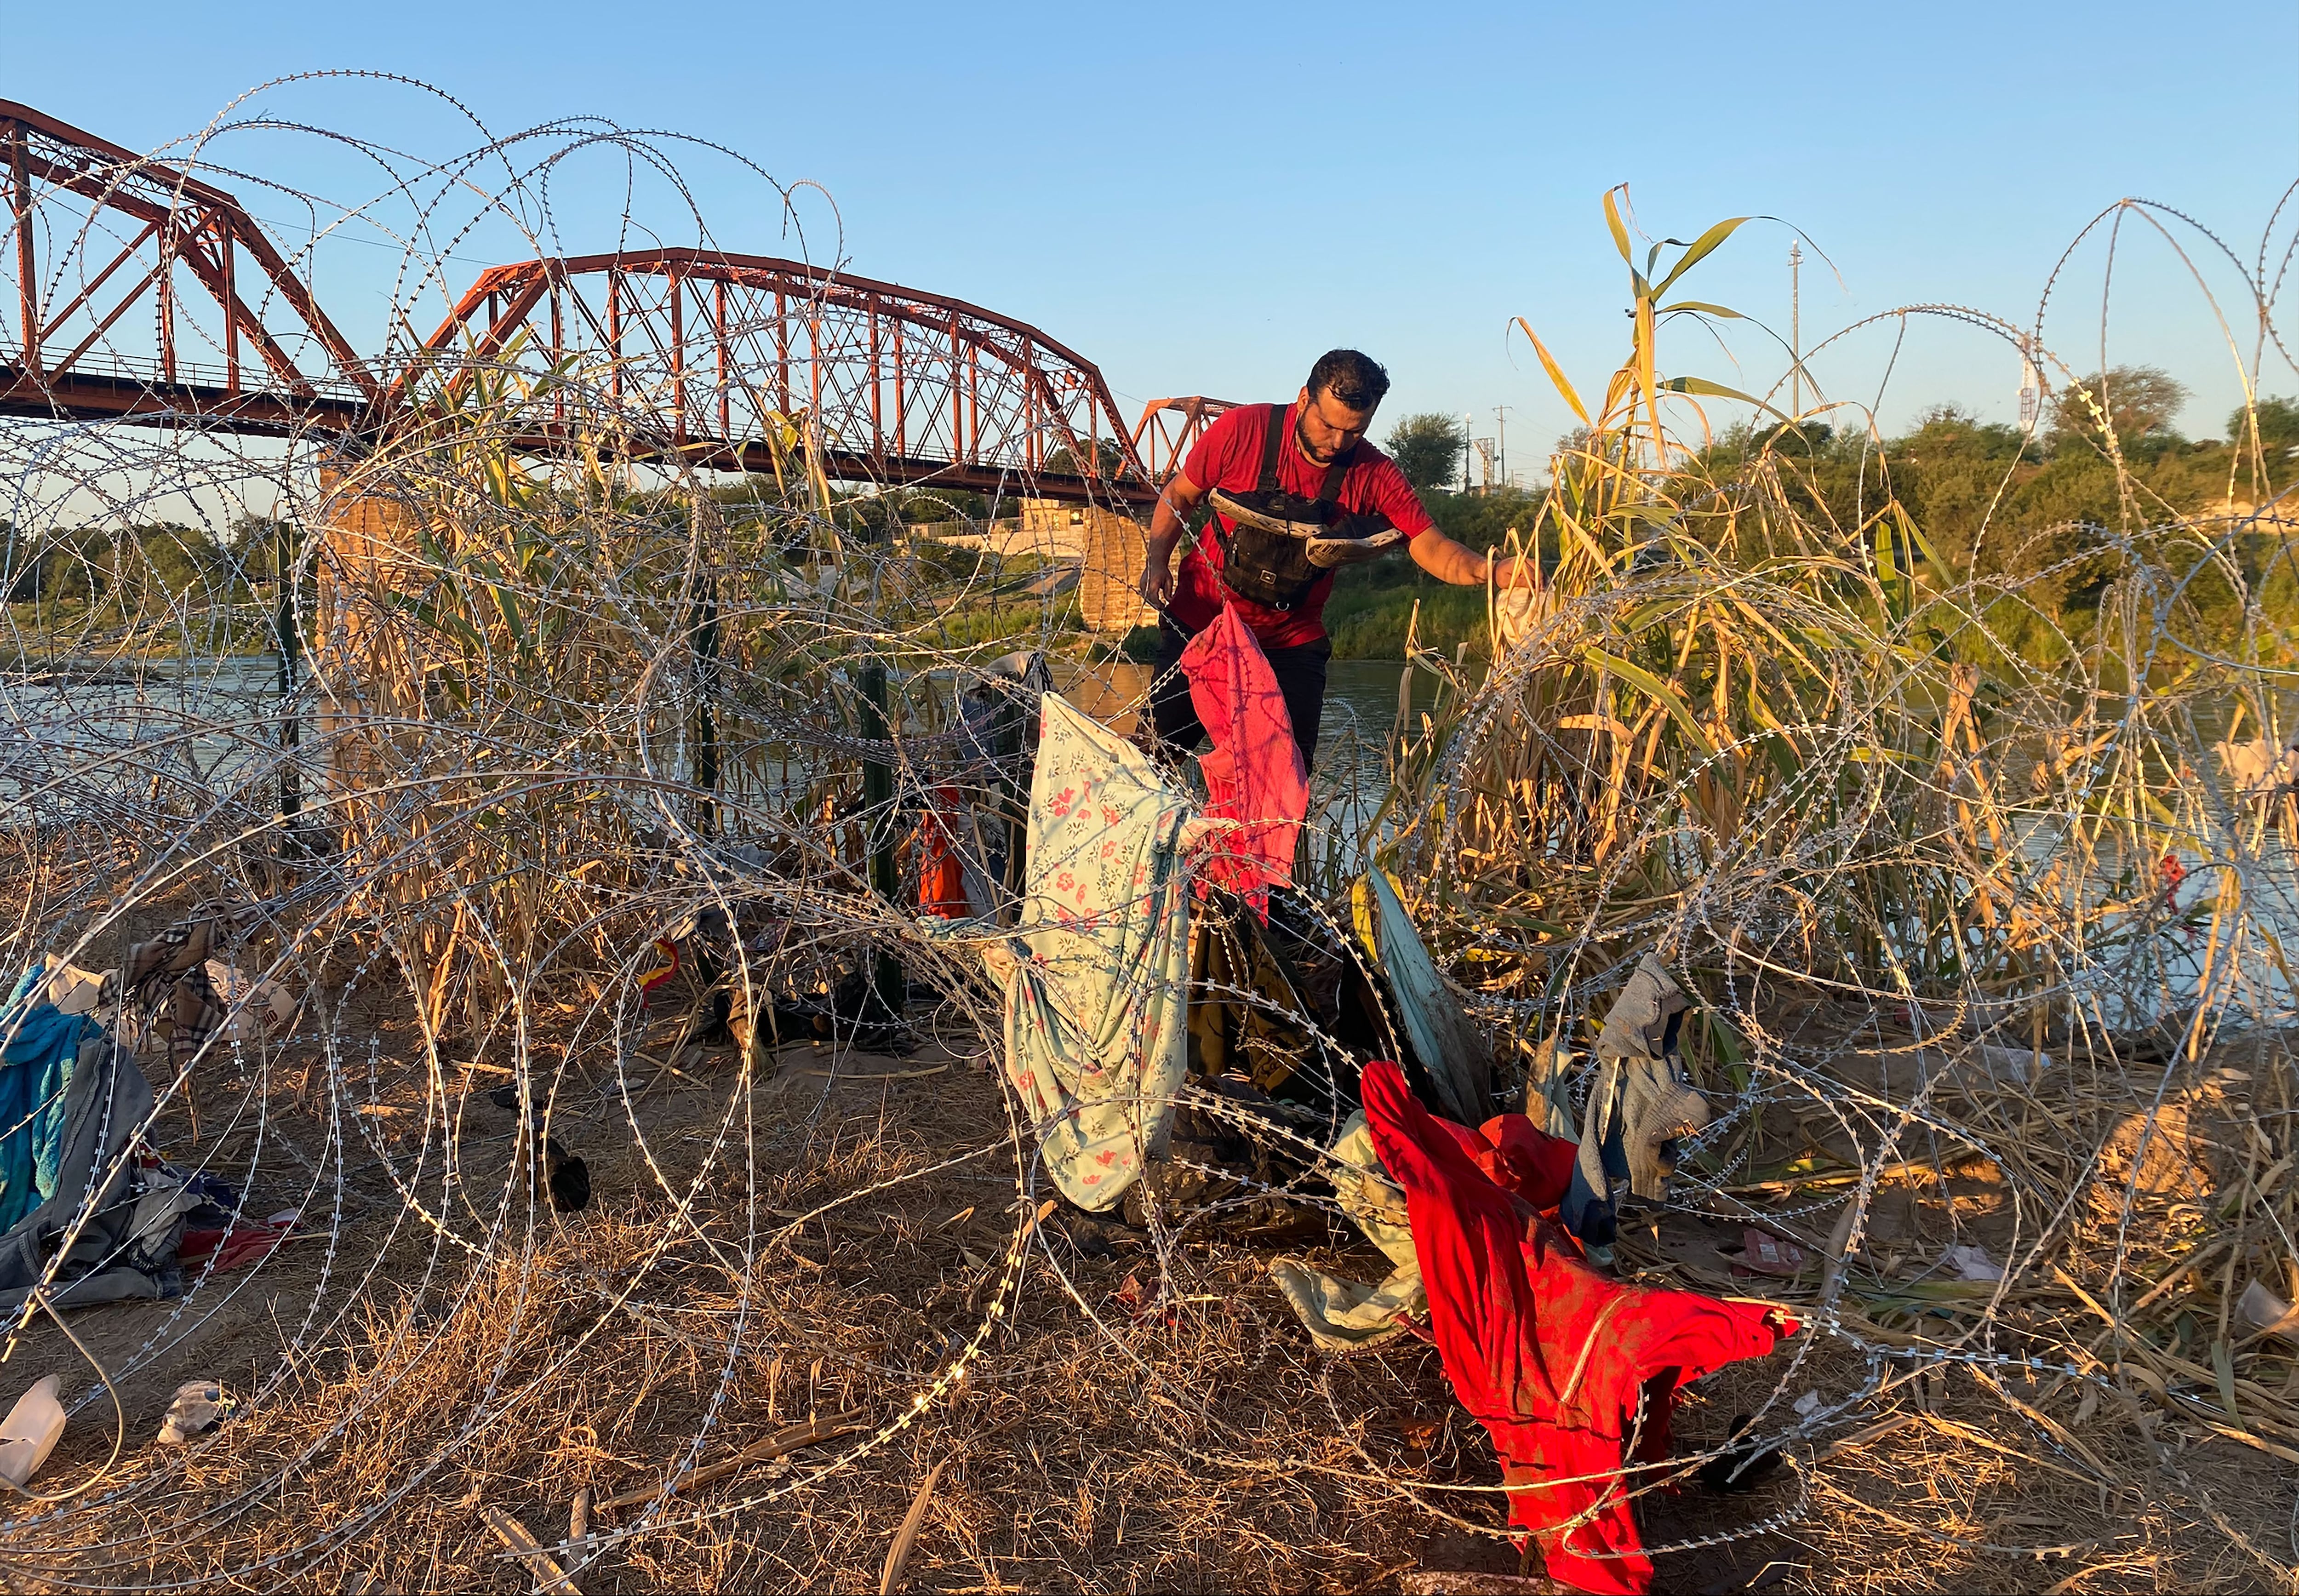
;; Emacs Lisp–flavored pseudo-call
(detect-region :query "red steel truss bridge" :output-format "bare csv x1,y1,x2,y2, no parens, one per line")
3,99,1233,507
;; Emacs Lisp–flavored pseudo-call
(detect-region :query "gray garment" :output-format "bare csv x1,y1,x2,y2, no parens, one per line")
1574,954,1711,1209
0,1039,184,1313
1270,1258,1426,1352
1596,952,1691,1071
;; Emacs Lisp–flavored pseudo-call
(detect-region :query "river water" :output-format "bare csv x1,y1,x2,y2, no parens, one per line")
0,653,285,823
1056,657,1437,764
0,654,1423,825
9,651,2296,1023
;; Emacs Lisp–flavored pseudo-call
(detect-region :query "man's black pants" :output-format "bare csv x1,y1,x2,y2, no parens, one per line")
1149,618,1331,763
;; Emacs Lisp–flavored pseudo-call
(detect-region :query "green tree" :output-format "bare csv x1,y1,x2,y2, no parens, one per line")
1889,406,2035,575
225,515,296,583
2230,395,2299,461
0,520,30,604
1042,438,1130,480
1386,412,1466,491
2052,365,2190,446
131,524,222,597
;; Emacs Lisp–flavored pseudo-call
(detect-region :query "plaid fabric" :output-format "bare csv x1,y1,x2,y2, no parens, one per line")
96,905,276,1071
163,963,224,1072
110,903,244,1000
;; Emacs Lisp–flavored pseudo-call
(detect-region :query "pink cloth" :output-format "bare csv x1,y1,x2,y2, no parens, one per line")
1179,604,1310,916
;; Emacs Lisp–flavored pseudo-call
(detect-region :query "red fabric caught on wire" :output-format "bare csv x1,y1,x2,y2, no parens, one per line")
1360,1059,1794,1595
1178,603,1310,917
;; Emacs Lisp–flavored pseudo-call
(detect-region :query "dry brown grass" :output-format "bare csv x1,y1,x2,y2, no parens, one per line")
0,984,2290,1596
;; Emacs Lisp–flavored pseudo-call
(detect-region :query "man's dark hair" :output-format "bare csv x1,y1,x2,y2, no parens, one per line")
1306,349,1391,412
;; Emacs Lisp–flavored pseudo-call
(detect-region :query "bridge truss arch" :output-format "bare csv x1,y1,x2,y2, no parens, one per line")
402,249,1159,506
0,98,376,431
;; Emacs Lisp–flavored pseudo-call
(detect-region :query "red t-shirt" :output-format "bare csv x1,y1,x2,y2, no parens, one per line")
1167,402,1436,648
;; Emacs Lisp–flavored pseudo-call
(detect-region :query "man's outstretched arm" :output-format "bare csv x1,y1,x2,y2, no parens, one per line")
1139,471,1205,611
1409,526,1533,587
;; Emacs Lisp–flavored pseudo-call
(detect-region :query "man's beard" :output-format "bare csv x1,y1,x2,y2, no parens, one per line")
1296,414,1347,466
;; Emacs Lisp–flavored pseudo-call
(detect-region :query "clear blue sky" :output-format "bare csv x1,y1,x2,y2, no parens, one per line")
8,0,2297,477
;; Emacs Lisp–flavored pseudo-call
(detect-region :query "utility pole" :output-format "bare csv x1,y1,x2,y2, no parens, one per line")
1789,241,1803,421
1461,412,1472,495
2018,335,2042,437
1494,405,1510,488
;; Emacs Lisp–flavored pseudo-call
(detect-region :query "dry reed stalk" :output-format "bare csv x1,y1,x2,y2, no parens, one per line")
878,1455,949,1595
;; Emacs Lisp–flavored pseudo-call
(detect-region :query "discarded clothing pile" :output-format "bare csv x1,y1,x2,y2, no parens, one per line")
100,906,295,1072
639,897,910,1055
0,967,105,1234
1187,891,1321,1096
1185,872,1474,1126
1271,1092,1581,1354
141,1155,286,1276
954,625,1442,1208
937,648,1049,912
0,910,299,1312
0,1017,190,1311
178,1207,298,1273
1352,870,1491,1123
1269,1110,1428,1350
1361,1059,1792,1596
916,649,1050,922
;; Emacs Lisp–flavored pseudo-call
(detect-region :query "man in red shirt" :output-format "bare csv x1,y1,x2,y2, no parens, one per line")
1138,349,1527,761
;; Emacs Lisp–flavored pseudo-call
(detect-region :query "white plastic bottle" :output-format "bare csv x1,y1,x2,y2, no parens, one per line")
0,1375,64,1488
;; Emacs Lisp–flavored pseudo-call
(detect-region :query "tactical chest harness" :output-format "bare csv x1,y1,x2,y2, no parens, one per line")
1214,405,1352,613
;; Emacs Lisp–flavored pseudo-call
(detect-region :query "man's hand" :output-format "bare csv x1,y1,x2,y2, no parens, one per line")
1139,554,1174,611
1141,471,1202,616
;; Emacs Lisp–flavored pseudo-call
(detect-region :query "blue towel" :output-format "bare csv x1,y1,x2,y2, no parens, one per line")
0,965,104,1233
